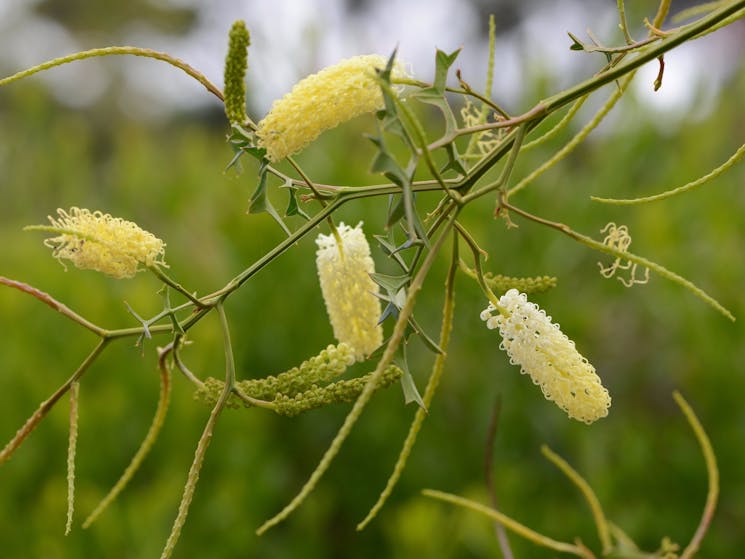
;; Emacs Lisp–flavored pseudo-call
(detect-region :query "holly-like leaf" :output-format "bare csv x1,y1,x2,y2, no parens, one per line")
284,187,311,220
567,32,585,51
392,342,426,409
247,162,292,235
370,272,410,294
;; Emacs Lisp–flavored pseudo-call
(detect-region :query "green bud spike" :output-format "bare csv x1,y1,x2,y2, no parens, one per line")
485,273,558,294
194,344,356,408
224,20,250,125
194,363,403,417
274,366,403,417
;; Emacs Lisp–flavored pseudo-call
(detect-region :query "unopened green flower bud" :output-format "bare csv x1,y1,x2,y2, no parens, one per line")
223,20,250,125
485,273,557,295
194,343,356,407
273,366,403,417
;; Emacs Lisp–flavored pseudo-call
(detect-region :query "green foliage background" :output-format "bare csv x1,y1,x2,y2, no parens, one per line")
1,24,745,559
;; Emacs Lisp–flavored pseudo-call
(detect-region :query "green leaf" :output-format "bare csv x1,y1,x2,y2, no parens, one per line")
284,187,310,220
370,272,410,294
368,136,409,187
441,142,467,176
407,314,444,354
567,32,585,51
247,161,269,214
373,231,411,272
226,124,266,172
247,162,292,235
393,343,426,409
430,48,461,95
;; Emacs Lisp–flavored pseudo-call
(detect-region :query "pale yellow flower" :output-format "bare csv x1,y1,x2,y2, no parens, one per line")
33,207,166,279
598,222,650,287
256,54,408,161
316,222,383,361
481,289,611,424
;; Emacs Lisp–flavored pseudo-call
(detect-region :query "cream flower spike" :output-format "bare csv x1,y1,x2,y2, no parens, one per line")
481,289,611,424
256,54,409,162
315,222,383,362
31,207,166,279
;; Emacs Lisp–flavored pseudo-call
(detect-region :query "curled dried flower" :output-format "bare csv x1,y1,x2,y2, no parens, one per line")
481,289,611,424
598,222,649,287
460,98,503,155
256,54,409,161
28,207,166,279
316,222,383,362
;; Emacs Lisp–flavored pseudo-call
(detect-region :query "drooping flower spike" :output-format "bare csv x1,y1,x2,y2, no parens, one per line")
481,289,611,424
315,222,383,362
28,207,166,279
256,54,409,162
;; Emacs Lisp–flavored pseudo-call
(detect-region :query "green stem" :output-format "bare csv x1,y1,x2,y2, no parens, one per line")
522,96,587,151
256,207,461,535
0,339,109,466
591,140,745,205
149,265,207,308
357,231,459,530
503,201,735,321
508,75,632,198
463,124,527,202
674,391,719,559
617,0,636,44
422,489,586,556
65,381,80,536
83,345,173,529
0,46,223,100
0,276,107,336
541,445,612,554
430,0,743,157
159,303,234,559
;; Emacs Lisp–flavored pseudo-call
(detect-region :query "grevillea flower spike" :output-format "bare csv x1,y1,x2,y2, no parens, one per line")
315,222,383,362
27,207,166,279
481,289,611,424
256,54,409,161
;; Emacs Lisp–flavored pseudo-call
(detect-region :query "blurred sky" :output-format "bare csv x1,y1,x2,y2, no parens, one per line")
0,0,743,124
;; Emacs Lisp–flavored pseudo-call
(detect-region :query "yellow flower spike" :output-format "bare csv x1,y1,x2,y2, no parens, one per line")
256,54,409,161
28,207,166,279
316,222,383,362
481,289,611,424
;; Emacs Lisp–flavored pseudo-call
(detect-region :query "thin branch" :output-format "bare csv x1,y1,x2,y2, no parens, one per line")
0,46,223,101
422,489,586,556
65,381,80,535
357,231,459,530
0,276,107,336
592,140,745,204
674,392,719,559
502,202,735,321
541,445,612,554
83,344,173,528
484,396,514,559
256,208,461,535
0,339,109,466
159,303,235,559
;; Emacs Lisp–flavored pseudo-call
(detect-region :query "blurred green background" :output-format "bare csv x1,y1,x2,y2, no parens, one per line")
2,1,745,558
